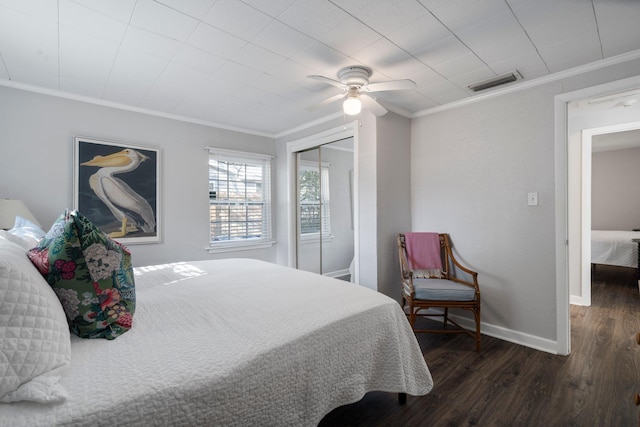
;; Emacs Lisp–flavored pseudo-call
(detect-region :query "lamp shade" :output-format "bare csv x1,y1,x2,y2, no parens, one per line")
0,199,41,229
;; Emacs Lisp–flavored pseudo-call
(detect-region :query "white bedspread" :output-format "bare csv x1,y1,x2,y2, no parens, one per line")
2,258,432,426
591,230,640,268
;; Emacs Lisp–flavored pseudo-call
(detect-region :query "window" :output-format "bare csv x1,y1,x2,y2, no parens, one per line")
208,148,273,251
299,160,330,238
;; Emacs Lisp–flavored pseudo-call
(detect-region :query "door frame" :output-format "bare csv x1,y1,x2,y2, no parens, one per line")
555,74,640,355
578,121,640,306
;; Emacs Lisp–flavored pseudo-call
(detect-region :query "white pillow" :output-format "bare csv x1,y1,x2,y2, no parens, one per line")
4,216,46,250
0,230,31,249
0,239,71,403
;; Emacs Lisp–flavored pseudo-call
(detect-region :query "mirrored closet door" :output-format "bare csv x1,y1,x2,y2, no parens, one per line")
295,138,354,281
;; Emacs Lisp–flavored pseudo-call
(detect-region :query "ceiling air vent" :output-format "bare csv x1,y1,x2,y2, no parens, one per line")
468,71,522,92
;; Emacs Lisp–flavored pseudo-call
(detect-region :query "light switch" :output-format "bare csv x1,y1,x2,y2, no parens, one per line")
528,192,538,206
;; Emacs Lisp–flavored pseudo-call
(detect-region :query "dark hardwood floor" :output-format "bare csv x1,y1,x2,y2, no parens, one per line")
319,265,640,426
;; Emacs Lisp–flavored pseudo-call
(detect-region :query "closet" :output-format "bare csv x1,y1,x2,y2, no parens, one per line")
295,138,354,280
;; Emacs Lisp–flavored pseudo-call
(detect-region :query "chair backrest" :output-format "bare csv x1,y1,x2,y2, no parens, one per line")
397,233,453,280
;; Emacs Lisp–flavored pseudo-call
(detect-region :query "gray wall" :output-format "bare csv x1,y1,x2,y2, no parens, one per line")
376,113,412,299
0,85,276,266
412,88,557,343
592,147,640,230
411,57,640,351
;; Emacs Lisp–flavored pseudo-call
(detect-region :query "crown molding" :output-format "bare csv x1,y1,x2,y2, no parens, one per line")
412,49,640,119
3,48,640,139
0,79,274,138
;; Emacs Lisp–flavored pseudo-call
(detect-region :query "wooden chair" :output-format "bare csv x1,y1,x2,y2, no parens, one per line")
397,233,481,351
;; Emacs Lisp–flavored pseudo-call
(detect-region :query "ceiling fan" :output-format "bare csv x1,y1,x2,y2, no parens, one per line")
307,66,416,116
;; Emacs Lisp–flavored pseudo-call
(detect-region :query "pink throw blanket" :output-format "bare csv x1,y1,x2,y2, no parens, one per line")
404,232,442,277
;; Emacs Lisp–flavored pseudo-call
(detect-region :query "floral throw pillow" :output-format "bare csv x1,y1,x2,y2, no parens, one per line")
28,210,135,340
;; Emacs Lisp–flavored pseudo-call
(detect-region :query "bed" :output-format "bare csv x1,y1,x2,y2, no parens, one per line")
0,238,433,426
591,230,640,268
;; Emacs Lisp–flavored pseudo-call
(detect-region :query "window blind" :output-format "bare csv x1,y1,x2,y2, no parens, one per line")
208,148,272,248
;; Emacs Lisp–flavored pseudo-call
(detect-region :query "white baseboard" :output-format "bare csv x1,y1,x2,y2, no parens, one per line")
570,294,589,306
445,312,563,355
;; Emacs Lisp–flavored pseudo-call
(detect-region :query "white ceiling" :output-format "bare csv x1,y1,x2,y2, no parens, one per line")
1,0,639,136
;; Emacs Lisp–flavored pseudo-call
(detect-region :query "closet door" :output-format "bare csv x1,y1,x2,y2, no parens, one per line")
295,138,355,281
296,147,323,274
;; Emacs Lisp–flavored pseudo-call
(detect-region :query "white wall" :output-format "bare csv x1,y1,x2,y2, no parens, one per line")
592,147,640,230
411,57,640,352
0,85,276,266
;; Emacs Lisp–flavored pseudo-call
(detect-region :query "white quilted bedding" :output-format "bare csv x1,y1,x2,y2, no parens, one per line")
2,258,433,426
591,230,640,268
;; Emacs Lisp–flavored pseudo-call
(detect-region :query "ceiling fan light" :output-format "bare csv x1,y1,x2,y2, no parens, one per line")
343,96,362,115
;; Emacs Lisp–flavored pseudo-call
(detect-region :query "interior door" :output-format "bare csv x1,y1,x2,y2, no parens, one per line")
296,147,323,274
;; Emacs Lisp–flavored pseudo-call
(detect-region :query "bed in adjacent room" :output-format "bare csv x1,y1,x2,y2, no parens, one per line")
591,230,640,268
0,237,433,426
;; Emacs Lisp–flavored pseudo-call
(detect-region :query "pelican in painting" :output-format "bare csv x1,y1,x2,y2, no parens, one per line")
81,149,156,238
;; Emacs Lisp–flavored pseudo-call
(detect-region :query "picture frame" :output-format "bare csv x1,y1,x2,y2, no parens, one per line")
74,136,161,244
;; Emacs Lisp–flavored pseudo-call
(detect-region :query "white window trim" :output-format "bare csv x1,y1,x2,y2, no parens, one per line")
206,147,274,253
205,147,274,161
299,233,334,244
298,159,331,238
207,239,276,254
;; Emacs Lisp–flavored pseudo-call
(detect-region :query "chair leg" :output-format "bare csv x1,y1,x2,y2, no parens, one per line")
443,307,449,329
409,304,416,330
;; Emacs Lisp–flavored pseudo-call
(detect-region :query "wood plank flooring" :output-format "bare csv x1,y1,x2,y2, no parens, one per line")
319,264,640,426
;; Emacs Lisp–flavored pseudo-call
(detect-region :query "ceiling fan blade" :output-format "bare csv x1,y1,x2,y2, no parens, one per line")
366,79,416,92
306,93,346,111
307,75,346,89
361,93,388,116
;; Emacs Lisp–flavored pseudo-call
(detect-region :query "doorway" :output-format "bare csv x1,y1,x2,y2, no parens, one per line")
556,76,640,355
578,123,640,306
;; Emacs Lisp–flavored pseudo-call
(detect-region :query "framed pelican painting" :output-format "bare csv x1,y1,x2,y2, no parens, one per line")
74,137,161,244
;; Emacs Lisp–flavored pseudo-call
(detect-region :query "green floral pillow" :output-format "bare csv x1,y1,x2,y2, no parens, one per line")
28,210,135,340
